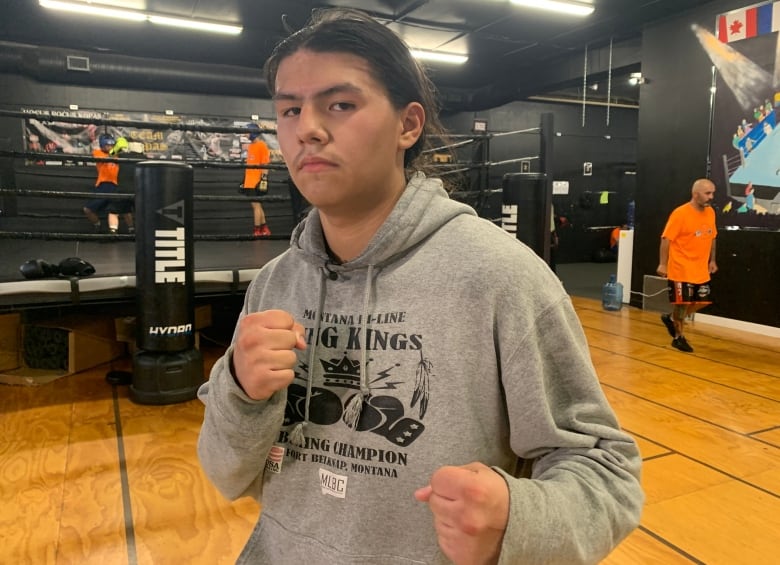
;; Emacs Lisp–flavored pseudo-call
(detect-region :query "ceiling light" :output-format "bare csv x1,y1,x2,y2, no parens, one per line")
410,49,468,65
510,0,595,17
148,15,242,35
39,0,242,35
40,0,146,21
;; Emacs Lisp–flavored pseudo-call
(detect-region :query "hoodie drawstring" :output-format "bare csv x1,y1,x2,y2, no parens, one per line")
290,263,375,445
289,268,328,447
343,263,373,429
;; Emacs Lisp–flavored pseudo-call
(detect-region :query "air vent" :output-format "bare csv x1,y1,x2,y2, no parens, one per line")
66,55,90,72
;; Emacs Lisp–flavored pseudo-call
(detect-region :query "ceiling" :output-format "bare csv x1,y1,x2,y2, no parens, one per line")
0,0,718,112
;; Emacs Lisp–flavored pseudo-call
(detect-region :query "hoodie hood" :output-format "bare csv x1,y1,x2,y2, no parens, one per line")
285,173,477,445
289,173,477,275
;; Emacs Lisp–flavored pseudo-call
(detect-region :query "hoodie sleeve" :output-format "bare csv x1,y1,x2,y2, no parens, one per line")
495,296,644,565
196,347,288,501
196,276,291,501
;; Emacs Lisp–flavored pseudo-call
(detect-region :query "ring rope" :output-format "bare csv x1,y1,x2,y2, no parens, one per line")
450,188,503,199
429,133,482,140
1,188,137,199
0,187,291,203
489,127,541,138
423,138,476,153
425,162,485,170
488,156,539,166
0,109,276,135
429,127,540,139
0,230,289,242
12,210,281,221
437,167,474,177
0,150,289,171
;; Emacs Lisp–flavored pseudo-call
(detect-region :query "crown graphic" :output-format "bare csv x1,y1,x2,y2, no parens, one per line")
320,354,361,389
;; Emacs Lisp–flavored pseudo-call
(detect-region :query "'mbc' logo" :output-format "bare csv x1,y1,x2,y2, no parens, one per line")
319,468,347,498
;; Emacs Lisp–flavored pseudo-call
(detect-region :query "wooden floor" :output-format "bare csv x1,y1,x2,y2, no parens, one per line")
1,296,778,564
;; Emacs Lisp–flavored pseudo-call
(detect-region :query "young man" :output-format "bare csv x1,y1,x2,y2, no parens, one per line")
197,9,643,564
657,178,718,352
83,134,133,234
243,123,272,237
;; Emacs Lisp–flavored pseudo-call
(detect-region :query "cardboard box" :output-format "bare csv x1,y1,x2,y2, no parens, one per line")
0,313,22,372
0,313,125,386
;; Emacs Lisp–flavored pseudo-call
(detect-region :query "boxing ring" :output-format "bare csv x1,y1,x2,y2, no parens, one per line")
0,110,554,310
0,238,289,307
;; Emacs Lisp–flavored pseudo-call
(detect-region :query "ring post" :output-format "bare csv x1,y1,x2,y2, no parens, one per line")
130,161,204,404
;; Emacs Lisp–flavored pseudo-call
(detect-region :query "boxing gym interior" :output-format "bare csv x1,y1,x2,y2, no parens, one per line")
1,1,779,563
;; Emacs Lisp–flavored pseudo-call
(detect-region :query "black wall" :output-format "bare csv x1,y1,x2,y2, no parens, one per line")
635,0,779,327
443,101,638,263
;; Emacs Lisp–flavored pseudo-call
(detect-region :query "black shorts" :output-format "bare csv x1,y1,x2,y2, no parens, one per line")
85,182,133,214
667,280,712,305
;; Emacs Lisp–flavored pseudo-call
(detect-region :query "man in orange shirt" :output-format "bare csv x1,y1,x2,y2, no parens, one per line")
83,134,134,234
657,178,718,352
243,123,271,237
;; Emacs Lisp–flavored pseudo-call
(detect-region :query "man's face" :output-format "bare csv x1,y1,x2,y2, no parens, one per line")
272,50,413,217
694,184,715,207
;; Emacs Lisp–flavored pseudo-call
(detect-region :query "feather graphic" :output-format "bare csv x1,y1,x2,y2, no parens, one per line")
411,349,432,419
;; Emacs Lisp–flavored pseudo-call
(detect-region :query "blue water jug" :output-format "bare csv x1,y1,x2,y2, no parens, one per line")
602,274,623,311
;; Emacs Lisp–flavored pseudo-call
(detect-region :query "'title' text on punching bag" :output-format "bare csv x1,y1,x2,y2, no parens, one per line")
131,161,204,404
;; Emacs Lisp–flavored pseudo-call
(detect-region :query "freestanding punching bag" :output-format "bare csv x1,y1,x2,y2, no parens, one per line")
501,172,547,261
130,161,204,404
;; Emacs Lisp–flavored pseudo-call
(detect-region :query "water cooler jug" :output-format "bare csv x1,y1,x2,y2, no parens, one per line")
602,274,624,311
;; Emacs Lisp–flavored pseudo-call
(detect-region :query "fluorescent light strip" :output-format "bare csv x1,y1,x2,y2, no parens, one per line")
510,0,594,17
410,49,468,65
148,16,241,35
40,0,146,21
39,0,242,35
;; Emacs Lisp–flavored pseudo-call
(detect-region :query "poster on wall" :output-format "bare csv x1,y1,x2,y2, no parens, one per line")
694,1,780,230
21,108,281,165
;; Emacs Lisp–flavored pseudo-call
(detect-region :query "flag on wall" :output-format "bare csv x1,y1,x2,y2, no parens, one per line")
717,1,780,43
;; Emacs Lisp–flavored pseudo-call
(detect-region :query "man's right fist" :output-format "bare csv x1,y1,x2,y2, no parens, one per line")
231,309,307,400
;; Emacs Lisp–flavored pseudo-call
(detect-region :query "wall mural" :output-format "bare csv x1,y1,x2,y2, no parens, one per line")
21,108,281,164
694,0,780,231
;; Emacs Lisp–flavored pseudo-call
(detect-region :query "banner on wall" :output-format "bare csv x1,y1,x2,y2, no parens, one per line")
21,108,281,165
694,1,780,231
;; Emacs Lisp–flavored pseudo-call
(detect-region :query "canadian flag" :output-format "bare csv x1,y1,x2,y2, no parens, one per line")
718,1,780,43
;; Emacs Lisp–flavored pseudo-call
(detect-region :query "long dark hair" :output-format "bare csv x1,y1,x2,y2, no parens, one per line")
264,8,449,176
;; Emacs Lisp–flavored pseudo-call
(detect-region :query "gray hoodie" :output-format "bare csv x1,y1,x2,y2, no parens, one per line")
197,174,643,564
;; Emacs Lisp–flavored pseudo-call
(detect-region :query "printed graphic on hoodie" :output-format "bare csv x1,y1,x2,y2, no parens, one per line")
269,308,431,477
